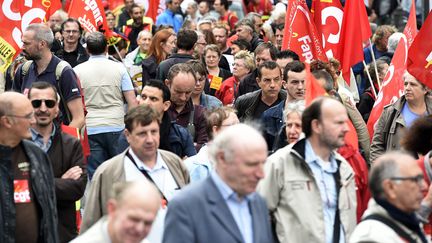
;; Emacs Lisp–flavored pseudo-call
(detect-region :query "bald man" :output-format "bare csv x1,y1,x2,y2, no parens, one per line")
258,97,357,243
0,92,58,243
350,152,428,243
72,180,161,243
163,124,274,243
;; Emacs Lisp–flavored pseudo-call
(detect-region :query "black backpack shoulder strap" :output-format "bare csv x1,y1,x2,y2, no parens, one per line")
362,214,417,243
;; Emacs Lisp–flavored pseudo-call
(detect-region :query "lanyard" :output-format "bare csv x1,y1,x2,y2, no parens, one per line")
125,150,169,205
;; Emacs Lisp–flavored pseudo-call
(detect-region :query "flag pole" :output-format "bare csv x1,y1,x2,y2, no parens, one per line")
368,38,382,89
363,60,378,98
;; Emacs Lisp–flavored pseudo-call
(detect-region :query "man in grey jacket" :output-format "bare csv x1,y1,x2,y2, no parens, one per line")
257,97,357,243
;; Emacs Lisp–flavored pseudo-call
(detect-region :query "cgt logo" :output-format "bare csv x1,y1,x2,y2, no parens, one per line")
2,0,48,48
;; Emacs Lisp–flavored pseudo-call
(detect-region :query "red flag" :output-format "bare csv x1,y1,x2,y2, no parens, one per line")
367,0,417,138
0,0,61,72
282,0,328,64
407,12,432,87
108,0,163,22
335,0,372,84
46,0,63,20
68,0,111,35
312,0,344,59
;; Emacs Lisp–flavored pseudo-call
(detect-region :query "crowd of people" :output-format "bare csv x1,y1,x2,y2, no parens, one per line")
0,0,431,242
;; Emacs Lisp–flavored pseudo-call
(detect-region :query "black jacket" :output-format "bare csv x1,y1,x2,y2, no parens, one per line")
141,55,158,86
0,140,59,243
235,89,287,122
156,53,194,81
48,128,87,243
249,34,264,52
55,43,89,68
237,69,259,97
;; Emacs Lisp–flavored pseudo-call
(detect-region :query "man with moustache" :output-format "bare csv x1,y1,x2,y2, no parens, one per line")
28,82,86,242
0,92,58,243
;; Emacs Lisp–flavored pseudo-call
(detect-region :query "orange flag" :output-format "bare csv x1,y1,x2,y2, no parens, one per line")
305,65,327,106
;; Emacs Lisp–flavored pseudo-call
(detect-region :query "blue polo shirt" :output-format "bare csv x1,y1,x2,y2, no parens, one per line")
13,55,81,125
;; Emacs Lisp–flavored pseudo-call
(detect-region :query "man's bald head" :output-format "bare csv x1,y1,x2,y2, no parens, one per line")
107,180,161,243
0,92,29,117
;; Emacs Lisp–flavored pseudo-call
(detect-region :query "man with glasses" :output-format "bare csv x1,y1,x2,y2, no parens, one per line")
351,151,430,242
0,91,59,243
56,18,89,68
28,82,87,243
235,61,286,122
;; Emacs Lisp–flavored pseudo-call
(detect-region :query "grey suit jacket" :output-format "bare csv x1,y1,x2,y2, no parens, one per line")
162,175,274,243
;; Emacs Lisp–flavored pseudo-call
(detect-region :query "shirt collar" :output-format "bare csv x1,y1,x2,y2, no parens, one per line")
304,139,338,173
210,170,254,202
30,125,56,141
128,149,168,172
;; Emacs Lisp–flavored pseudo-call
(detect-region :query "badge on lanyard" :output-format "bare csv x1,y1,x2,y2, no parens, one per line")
14,180,31,203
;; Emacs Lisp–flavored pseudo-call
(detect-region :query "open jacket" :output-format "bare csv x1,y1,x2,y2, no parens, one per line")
0,140,58,243
370,95,432,162
257,138,357,243
235,89,287,122
80,149,189,232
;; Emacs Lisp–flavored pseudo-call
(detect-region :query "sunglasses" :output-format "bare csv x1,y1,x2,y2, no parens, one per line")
31,99,56,108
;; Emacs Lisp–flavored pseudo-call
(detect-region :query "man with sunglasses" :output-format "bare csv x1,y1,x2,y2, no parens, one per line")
0,91,58,243
28,81,87,243
351,151,430,243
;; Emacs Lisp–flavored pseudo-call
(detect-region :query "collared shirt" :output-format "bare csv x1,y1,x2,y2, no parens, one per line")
305,139,345,243
30,126,56,152
124,149,179,201
210,171,253,243
184,144,212,182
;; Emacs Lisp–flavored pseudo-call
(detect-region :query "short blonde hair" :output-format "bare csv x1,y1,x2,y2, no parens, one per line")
234,50,255,71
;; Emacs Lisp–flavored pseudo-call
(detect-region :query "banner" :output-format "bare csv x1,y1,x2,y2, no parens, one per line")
282,0,327,64
367,0,417,138
312,0,344,59
335,0,371,84
68,0,110,34
0,0,60,72
407,11,432,87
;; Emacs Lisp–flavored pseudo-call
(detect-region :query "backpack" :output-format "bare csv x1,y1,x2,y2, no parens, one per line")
21,60,78,123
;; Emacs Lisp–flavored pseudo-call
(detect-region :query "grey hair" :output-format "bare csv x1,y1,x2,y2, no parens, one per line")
26,23,54,48
209,123,265,167
137,30,152,42
282,100,305,123
387,32,405,54
369,151,405,199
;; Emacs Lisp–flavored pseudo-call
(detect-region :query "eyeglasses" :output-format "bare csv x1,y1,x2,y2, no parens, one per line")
63,30,79,34
31,99,56,108
390,175,424,185
197,42,207,46
6,112,35,120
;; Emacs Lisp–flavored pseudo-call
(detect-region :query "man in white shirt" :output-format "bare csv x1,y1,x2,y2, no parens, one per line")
81,105,190,242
